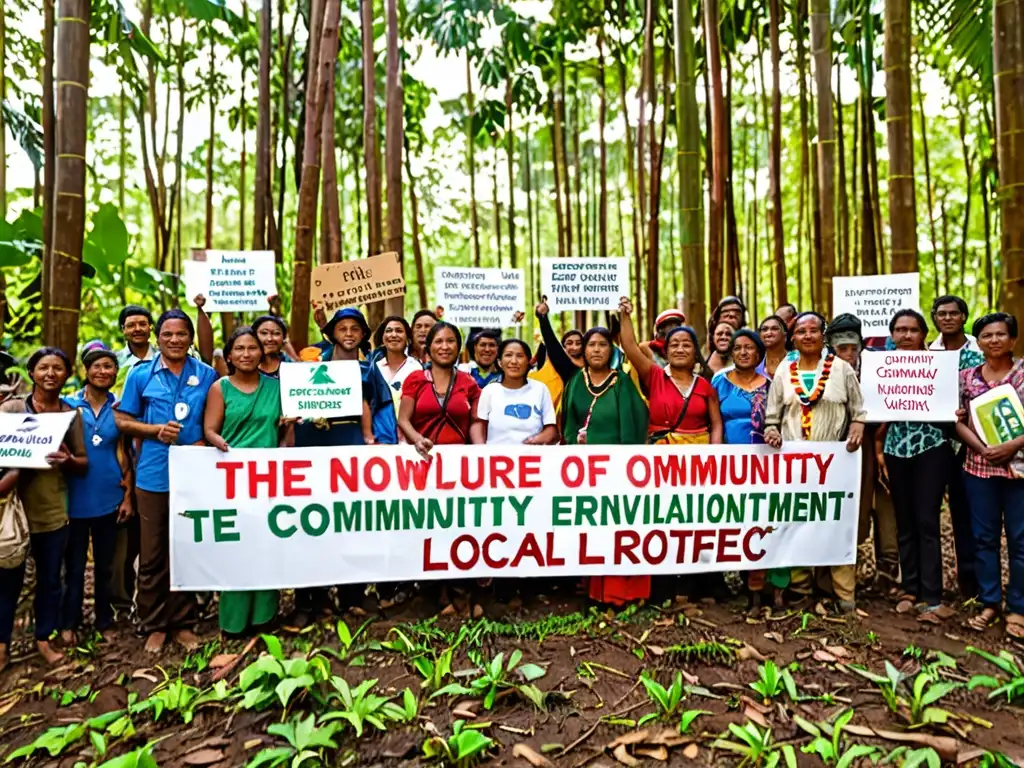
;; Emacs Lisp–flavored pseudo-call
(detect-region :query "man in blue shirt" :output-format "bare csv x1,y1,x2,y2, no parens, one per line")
459,329,502,388
115,309,217,654
62,343,133,642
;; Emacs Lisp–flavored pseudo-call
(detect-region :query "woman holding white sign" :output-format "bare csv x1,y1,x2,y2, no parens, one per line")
956,312,1024,640
204,327,293,635
874,309,952,621
764,312,866,613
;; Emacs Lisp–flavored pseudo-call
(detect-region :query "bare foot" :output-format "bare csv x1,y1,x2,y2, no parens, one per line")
173,629,201,651
145,631,167,654
60,630,76,647
37,640,64,665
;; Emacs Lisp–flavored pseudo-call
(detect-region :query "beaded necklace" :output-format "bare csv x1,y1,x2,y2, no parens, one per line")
788,353,834,439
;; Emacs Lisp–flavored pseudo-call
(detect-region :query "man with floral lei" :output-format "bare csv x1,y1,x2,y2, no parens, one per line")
763,311,867,613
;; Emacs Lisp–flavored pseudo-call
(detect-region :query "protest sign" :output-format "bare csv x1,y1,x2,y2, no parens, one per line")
541,257,630,312
859,351,959,422
183,250,277,312
969,383,1024,446
832,273,919,336
310,252,405,313
169,443,861,590
0,411,77,469
279,361,363,420
435,267,524,327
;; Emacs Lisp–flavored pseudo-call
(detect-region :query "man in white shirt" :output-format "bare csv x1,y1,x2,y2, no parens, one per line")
928,295,982,353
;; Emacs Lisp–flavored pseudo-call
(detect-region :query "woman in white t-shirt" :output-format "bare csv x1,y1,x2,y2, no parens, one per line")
373,316,424,421
471,339,559,445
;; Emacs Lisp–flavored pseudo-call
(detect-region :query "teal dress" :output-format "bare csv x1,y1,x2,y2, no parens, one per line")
217,376,282,634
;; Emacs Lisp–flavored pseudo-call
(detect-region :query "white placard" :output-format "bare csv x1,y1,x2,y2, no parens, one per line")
0,411,77,469
279,360,363,420
183,250,277,312
860,351,959,422
168,442,861,590
541,258,630,312
435,267,524,327
832,273,919,336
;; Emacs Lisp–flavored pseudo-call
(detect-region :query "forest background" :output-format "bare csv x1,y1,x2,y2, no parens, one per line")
0,0,1021,355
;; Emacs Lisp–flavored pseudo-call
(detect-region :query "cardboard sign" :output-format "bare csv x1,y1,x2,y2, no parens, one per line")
0,411,77,469
310,253,405,313
860,351,959,422
184,250,277,312
279,361,364,419
169,442,861,589
831,273,919,336
435,267,524,327
541,257,630,312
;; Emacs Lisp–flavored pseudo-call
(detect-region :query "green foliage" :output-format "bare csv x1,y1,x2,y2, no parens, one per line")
238,636,332,711
320,678,397,737
430,649,549,710
640,671,687,718
749,660,785,703
421,720,495,767
712,722,797,768
848,662,960,726
664,640,735,665
247,713,340,768
95,742,160,768
966,646,1024,703
794,710,880,767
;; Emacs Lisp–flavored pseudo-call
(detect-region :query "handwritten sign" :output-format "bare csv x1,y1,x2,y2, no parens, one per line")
184,250,277,312
860,351,959,422
435,267,524,327
0,412,77,469
279,361,364,419
832,273,919,336
541,258,630,312
310,253,405,313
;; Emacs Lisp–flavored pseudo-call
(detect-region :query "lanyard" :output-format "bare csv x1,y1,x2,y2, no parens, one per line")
152,354,193,421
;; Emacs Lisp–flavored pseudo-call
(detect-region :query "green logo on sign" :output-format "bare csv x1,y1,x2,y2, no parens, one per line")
310,364,335,385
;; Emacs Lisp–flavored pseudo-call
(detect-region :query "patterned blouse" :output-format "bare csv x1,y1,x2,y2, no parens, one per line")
960,357,1024,479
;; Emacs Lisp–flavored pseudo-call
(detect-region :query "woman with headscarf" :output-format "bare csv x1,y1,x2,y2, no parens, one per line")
460,329,502,389
757,315,789,379
371,316,423,420
706,320,735,375
619,298,721,445
562,319,649,605
0,348,88,669
764,312,866,613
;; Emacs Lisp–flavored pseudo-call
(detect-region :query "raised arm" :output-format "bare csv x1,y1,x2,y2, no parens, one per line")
617,297,654,382
193,295,215,365
536,302,577,384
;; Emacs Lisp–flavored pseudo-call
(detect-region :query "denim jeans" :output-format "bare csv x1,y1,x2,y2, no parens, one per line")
946,446,978,597
0,527,69,644
962,472,1024,614
61,513,118,632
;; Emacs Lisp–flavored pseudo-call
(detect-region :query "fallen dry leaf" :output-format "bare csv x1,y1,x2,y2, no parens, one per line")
736,643,767,662
682,670,700,685
825,645,851,658
682,743,699,760
131,669,159,684
183,749,224,766
209,654,238,669
635,746,669,761
512,743,554,767
743,705,770,728
243,739,262,751
740,696,771,714
608,730,651,748
612,744,641,767
764,632,785,644
653,618,673,627
647,728,688,748
647,645,665,656
843,724,959,761
186,738,230,754
813,649,839,664
452,708,477,720
856,608,870,618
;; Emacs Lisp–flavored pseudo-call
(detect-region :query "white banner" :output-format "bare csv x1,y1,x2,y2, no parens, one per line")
860,351,959,422
0,411,77,469
279,361,363,419
541,257,630,312
832,272,919,336
183,250,277,312
435,267,524,327
169,443,862,590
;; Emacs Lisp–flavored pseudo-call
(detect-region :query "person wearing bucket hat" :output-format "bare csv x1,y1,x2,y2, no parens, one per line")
826,313,864,370
61,343,132,645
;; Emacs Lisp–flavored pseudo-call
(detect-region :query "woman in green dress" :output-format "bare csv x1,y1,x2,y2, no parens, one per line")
563,327,650,605
203,327,293,634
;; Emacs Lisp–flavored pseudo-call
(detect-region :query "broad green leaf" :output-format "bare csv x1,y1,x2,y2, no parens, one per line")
429,682,473,700
245,746,293,768
276,675,315,708
261,634,284,660
517,663,547,682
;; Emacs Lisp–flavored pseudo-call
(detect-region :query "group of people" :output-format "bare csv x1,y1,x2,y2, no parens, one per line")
1,289,1022,672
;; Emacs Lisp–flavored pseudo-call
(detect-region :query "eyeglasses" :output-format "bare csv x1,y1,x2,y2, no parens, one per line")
934,311,964,319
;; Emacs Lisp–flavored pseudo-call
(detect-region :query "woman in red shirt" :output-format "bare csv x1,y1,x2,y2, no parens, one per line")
399,323,480,455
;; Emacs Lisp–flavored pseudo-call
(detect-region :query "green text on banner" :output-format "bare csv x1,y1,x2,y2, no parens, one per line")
168,443,862,590
279,361,363,419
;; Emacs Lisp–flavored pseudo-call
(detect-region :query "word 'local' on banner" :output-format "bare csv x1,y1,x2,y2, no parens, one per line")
279,360,363,420
831,272,919,337
310,252,406,314
435,267,524,327
859,350,959,422
183,250,278,313
541,257,630,312
0,411,77,469
169,443,862,591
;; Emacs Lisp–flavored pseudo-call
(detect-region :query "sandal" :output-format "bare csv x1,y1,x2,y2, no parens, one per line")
1006,614,1024,641
966,607,999,632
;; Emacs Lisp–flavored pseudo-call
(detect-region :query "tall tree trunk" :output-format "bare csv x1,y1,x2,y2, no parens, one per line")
982,153,994,308
525,134,536,278
382,0,404,319
238,0,249,251
48,0,90,357
42,0,55,342
572,68,583,264
636,9,652,328
811,0,835,313
466,57,480,266
277,6,299,260
505,80,517,268
884,0,917,273
705,0,726,308
363,0,383,263
597,34,608,258
724,51,740,298
995,0,1024,324
795,0,809,305
549,96,566,259
492,145,501,267
837,69,850,276
768,0,787,305
916,47,940,295
321,80,340,264
290,0,339,349
673,0,705,340
646,48,669,321
617,55,643,308
558,49,573,265
405,148,427,309
205,28,215,249
859,93,879,275
253,0,273,251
